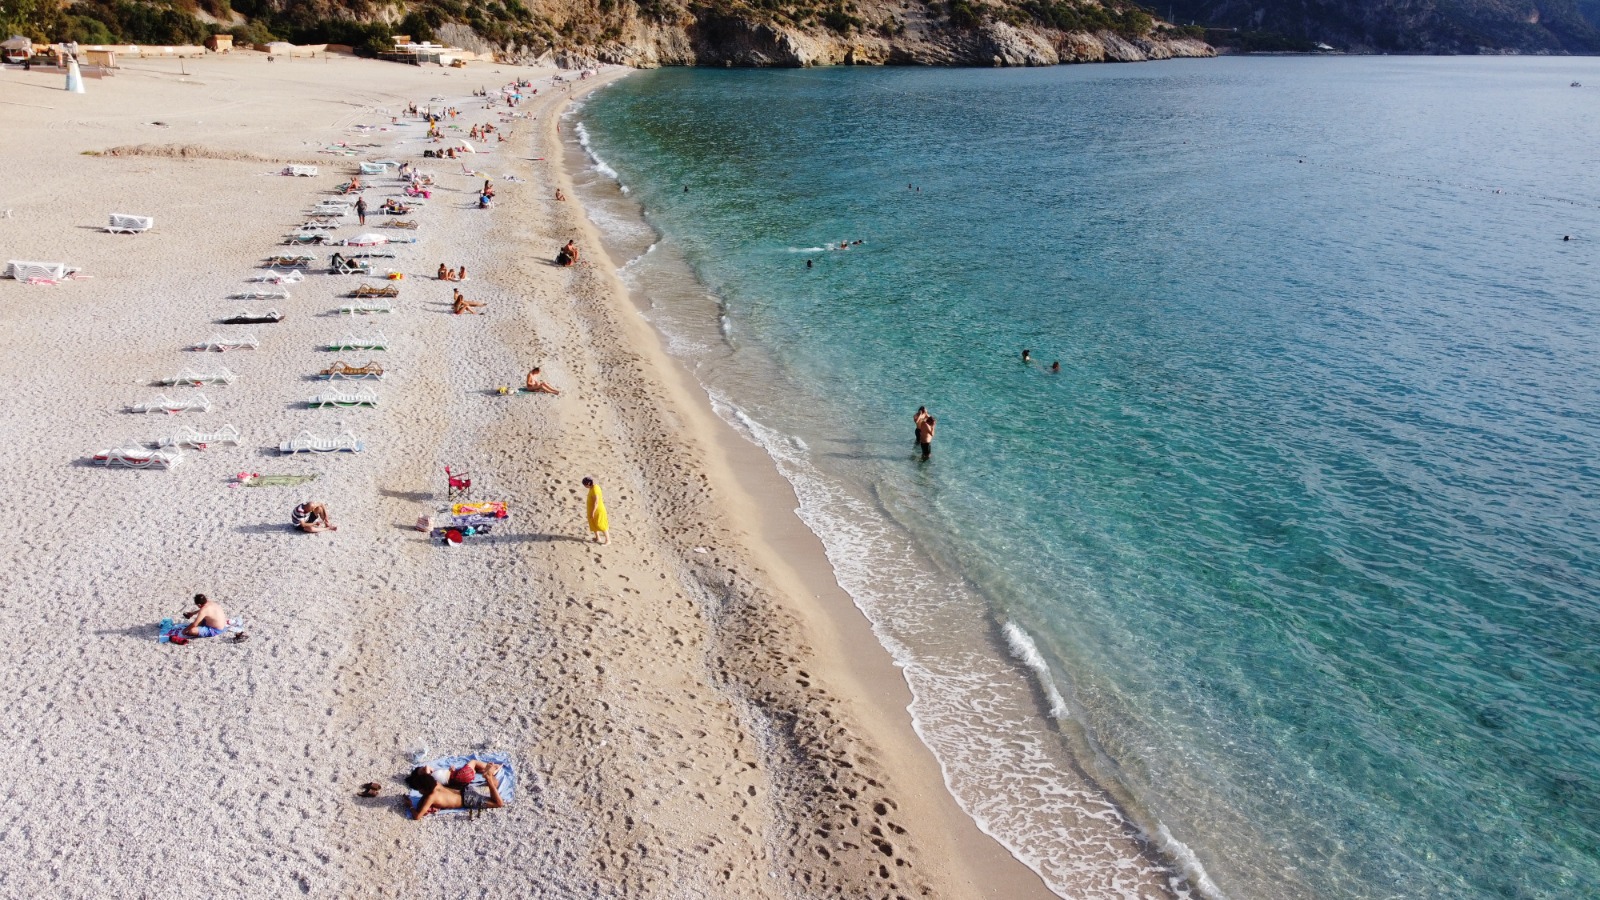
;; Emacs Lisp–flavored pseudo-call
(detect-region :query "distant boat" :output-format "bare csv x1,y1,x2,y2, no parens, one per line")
1574,81,1583,87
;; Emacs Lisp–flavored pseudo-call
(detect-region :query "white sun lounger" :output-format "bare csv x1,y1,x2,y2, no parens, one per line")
339,299,394,315
128,393,212,415
233,288,289,301
159,424,241,449
93,445,184,469
314,200,352,215
319,361,384,380
327,332,387,351
106,213,154,234
154,367,236,387
252,268,305,284
307,389,378,409
359,161,395,175
278,430,365,453
6,261,81,282
194,334,259,352
284,165,320,177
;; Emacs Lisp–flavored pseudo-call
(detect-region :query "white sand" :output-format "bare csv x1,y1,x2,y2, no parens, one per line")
0,54,1059,898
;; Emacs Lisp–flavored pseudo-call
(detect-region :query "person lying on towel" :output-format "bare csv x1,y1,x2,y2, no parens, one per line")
407,761,505,819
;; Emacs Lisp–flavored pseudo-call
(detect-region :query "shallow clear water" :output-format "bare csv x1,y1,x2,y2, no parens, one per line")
574,58,1600,898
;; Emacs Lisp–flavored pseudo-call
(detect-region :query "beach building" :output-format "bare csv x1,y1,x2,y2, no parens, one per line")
380,38,479,66
205,34,232,52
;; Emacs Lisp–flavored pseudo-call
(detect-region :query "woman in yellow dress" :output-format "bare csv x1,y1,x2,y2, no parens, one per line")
582,477,609,544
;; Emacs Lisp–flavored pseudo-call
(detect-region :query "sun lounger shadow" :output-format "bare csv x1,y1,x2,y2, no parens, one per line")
93,624,166,641
496,532,587,544
379,487,434,503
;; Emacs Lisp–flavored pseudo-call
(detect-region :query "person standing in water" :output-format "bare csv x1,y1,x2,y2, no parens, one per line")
1021,349,1033,364
582,476,609,544
914,406,929,447
915,414,936,461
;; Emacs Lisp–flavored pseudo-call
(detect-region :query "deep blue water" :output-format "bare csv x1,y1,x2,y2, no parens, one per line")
574,58,1600,898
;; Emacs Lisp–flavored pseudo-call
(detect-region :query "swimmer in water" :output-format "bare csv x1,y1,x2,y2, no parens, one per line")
1051,361,1060,373
1021,349,1033,364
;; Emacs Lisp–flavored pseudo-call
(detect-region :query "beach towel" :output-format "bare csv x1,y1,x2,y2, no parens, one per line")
239,474,318,487
158,617,245,643
409,751,515,817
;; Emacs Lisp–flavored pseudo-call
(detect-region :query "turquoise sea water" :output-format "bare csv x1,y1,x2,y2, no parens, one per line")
571,58,1600,898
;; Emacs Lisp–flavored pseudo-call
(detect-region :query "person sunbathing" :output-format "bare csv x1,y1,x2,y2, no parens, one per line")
556,240,579,267
457,266,467,281
183,593,236,638
554,188,566,201
408,761,505,819
342,176,362,195
524,367,561,394
454,290,485,315
292,501,337,533
438,263,450,280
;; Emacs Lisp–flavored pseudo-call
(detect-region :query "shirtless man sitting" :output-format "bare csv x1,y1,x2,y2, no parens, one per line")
524,367,561,394
183,593,239,638
453,288,485,315
407,761,505,819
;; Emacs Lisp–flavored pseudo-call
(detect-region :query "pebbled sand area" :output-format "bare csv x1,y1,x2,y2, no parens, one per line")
0,56,1054,898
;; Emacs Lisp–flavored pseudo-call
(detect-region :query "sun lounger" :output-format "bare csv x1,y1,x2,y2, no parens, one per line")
349,250,398,259
283,233,330,246
283,165,319,177
159,424,241,449
6,261,81,282
252,268,305,283
193,334,259,352
221,310,283,325
278,430,365,453
128,393,212,415
351,284,399,299
339,299,394,315
266,254,315,268
331,258,372,275
318,360,385,380
106,213,153,234
154,367,235,387
327,332,388,351
359,161,395,175
233,289,289,301
307,389,378,409
313,200,352,215
381,220,419,230
92,445,184,469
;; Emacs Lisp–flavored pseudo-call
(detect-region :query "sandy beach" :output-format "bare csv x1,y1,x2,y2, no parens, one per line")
0,53,1056,898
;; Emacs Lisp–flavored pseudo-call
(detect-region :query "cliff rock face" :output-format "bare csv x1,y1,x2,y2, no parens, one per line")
1167,0,1600,52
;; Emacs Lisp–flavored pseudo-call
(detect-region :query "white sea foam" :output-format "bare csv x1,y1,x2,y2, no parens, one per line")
786,246,829,253
573,122,621,184
1002,621,1070,719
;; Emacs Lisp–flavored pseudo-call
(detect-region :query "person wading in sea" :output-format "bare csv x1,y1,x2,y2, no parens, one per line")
915,413,936,462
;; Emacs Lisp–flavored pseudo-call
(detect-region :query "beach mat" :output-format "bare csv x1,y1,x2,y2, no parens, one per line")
409,751,515,816
241,474,318,487
157,611,244,640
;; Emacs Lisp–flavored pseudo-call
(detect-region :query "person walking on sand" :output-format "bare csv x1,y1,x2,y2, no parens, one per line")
356,195,367,226
582,476,609,544
916,414,936,462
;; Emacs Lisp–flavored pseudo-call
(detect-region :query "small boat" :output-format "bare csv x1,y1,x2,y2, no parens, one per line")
1574,81,1583,87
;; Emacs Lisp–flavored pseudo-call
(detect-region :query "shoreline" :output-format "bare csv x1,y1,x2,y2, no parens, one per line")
546,71,1061,898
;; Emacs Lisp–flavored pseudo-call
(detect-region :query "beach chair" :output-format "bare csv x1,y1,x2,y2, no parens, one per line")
445,466,472,500
339,299,393,315
193,334,259,352
297,220,338,232
232,288,289,301
221,310,283,325
283,165,319,177
6,260,80,282
253,268,305,284
159,424,241,449
128,393,212,415
318,360,385,380
352,284,400,299
154,367,236,387
278,430,365,454
92,445,184,469
266,254,315,268
106,213,153,234
359,161,394,175
283,232,329,246
380,219,419,230
313,200,352,216
327,332,388,351
330,256,372,276
307,389,378,409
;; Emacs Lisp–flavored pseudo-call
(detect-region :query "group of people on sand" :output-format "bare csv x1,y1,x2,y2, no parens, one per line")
437,263,467,281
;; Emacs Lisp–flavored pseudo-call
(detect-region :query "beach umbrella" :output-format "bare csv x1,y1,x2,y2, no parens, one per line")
346,233,388,246
457,140,476,154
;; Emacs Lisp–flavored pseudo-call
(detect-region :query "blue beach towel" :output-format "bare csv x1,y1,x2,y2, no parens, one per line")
408,751,515,816
158,617,245,643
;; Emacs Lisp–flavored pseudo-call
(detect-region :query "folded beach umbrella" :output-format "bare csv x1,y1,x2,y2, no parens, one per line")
346,233,389,247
